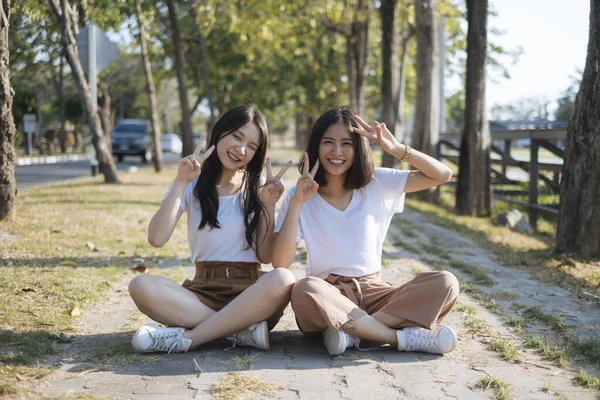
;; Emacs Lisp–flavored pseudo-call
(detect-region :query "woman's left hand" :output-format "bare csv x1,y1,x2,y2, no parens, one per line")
260,158,293,207
352,114,400,155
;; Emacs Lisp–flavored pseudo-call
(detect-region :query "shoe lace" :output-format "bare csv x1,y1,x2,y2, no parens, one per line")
149,329,186,353
353,335,377,352
224,325,257,351
405,329,436,351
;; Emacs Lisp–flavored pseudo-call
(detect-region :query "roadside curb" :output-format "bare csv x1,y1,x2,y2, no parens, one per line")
17,154,91,166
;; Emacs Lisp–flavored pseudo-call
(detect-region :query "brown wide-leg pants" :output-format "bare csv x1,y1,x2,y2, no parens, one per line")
291,271,459,336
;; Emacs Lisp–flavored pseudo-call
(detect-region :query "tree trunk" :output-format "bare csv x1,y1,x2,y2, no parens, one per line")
380,0,399,168
295,112,312,151
455,0,491,216
189,1,217,133
49,0,118,183
0,0,17,221
556,0,600,259
58,50,67,153
412,0,439,201
394,30,412,146
166,0,194,156
97,81,113,144
135,0,163,172
345,1,369,117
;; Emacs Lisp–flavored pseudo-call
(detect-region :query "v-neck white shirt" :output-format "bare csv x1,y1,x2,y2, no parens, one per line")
275,168,410,278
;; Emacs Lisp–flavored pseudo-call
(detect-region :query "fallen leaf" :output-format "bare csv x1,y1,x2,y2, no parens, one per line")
70,306,81,317
132,264,149,274
564,258,577,268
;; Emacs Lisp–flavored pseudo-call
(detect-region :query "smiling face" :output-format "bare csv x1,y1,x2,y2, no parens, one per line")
216,121,261,171
318,123,355,178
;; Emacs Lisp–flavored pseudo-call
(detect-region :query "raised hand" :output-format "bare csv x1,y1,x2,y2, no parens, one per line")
260,158,293,207
176,143,215,183
352,115,399,155
291,152,320,205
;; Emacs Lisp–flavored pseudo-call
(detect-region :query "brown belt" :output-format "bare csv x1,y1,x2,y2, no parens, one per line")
326,272,380,310
194,261,261,280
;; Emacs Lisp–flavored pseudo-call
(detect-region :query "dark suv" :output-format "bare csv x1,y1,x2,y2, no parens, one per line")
110,119,152,163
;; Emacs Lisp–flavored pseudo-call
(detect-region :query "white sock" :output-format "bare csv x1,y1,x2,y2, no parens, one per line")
396,330,407,351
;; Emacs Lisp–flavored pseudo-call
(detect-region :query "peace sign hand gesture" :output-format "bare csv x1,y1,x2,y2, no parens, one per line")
291,152,320,205
352,115,399,155
260,158,293,207
176,143,215,183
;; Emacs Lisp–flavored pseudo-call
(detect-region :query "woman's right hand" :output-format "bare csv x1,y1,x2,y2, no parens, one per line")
176,144,215,183
291,152,320,205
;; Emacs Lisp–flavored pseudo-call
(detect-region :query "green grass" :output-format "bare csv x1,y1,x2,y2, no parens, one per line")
0,331,57,365
458,278,499,313
475,376,513,400
572,337,600,366
420,257,443,270
420,242,452,260
520,306,565,332
454,304,476,315
392,239,423,255
0,165,192,394
449,259,495,286
503,316,525,333
403,194,600,298
492,291,520,301
462,315,492,336
487,337,521,362
0,366,52,398
572,370,600,390
523,334,569,368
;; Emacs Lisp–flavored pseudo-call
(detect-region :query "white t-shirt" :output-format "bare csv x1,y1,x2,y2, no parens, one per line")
166,178,259,263
275,168,410,278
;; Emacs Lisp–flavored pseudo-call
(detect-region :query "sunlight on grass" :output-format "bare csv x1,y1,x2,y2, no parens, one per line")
0,166,191,389
211,372,284,400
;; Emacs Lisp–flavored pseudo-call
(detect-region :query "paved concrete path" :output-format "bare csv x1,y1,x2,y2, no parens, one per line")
35,203,599,399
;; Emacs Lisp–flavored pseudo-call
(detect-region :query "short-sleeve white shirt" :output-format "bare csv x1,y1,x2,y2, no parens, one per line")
275,168,409,278
166,178,259,263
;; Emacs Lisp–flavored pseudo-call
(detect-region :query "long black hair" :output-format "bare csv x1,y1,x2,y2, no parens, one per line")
194,106,268,251
299,107,374,189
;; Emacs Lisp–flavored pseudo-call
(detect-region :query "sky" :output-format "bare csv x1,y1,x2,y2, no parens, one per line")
482,0,590,111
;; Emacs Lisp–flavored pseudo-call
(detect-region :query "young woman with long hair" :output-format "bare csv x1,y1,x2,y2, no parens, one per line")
129,105,295,353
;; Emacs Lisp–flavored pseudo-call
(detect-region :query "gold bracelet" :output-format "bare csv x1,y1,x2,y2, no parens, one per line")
400,145,411,162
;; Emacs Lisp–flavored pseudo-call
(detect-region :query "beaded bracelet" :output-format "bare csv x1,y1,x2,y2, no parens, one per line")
400,145,412,162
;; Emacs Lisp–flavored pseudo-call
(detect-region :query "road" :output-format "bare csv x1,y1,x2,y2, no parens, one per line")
15,153,180,190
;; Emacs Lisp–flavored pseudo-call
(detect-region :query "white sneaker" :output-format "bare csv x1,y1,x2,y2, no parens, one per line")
323,327,361,356
132,324,192,353
399,325,457,354
225,321,269,350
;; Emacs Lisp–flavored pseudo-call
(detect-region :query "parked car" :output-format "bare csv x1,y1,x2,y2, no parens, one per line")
110,119,152,163
160,133,183,154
